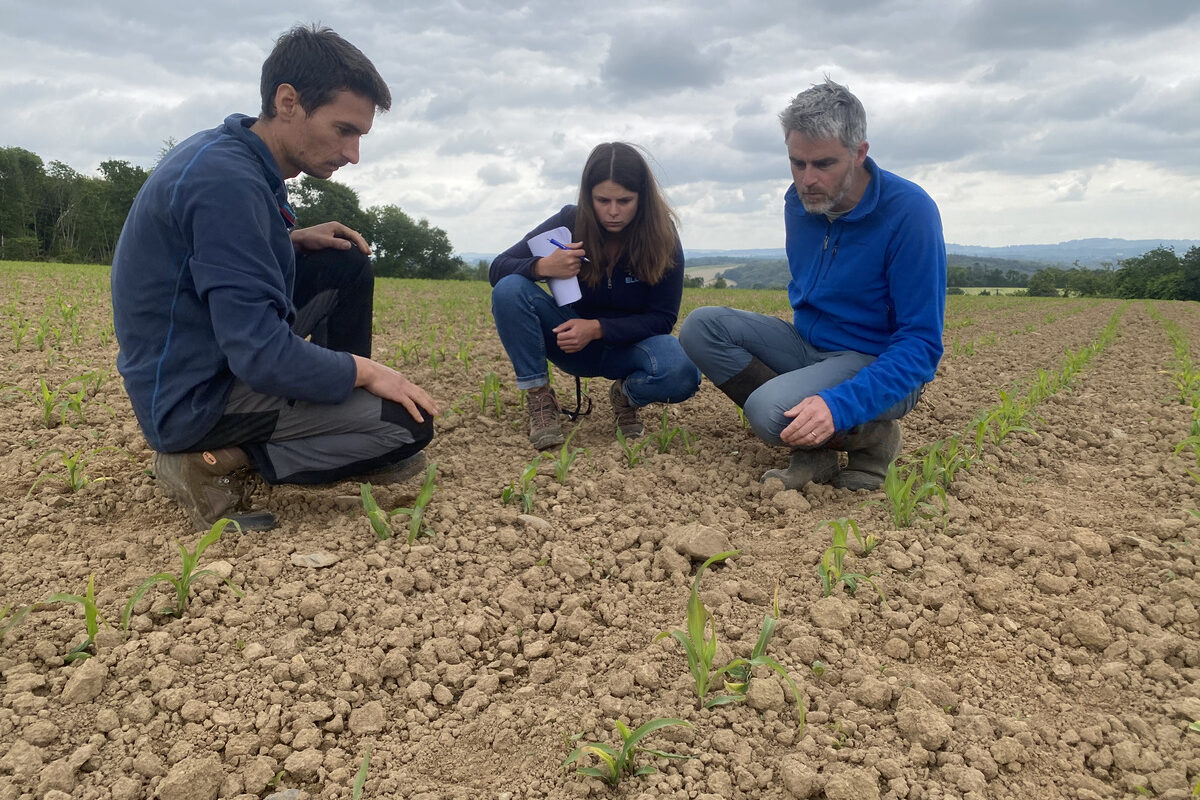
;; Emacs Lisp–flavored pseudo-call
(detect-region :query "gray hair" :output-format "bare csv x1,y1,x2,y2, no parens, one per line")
779,78,867,150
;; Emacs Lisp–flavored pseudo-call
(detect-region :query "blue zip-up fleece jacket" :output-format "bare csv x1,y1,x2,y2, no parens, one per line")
787,157,946,431
489,205,685,346
111,114,357,453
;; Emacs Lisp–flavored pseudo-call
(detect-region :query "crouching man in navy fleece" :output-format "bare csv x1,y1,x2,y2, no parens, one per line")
112,25,437,531
680,79,945,491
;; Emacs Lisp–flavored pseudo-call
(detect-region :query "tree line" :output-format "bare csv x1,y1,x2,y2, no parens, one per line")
1019,248,1200,300
0,145,480,280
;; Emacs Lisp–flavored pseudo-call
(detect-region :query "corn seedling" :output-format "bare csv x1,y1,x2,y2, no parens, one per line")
549,429,586,482
816,518,885,600
866,461,947,529
9,315,30,351
651,407,696,454
564,717,693,787
1173,437,1200,485
474,371,505,417
501,456,544,513
27,446,122,497
122,519,244,629
22,377,70,428
455,340,475,374
616,427,652,466
721,583,807,729
352,748,371,800
1,603,35,646
361,463,439,543
654,550,747,706
45,573,107,662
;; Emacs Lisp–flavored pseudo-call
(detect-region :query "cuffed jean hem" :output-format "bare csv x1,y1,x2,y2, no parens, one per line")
492,274,700,405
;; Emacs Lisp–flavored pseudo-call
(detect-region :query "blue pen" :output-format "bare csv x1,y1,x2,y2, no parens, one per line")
548,237,589,263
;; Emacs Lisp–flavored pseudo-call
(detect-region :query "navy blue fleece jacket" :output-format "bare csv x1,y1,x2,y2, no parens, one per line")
786,157,946,430
111,114,356,452
488,205,685,346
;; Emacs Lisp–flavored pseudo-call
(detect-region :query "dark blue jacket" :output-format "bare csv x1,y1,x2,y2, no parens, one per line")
786,157,946,430
488,205,685,346
111,114,356,452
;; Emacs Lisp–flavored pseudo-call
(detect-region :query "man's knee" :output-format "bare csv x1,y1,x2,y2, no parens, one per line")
678,306,725,357
743,387,786,444
380,401,435,449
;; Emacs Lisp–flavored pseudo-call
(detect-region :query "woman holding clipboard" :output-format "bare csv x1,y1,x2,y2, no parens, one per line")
489,142,700,451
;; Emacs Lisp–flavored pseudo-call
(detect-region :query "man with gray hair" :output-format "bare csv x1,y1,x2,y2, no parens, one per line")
680,79,946,490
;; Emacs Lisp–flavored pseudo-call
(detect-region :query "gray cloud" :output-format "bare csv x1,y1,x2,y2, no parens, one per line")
0,0,1198,251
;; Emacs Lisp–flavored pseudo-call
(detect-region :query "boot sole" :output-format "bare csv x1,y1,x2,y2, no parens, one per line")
530,429,565,450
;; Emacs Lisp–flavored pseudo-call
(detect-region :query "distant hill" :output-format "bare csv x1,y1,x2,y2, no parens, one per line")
459,238,1199,281
943,238,1199,268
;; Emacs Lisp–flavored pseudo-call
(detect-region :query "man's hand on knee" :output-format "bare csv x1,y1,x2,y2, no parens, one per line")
291,222,371,254
353,356,440,422
780,395,834,448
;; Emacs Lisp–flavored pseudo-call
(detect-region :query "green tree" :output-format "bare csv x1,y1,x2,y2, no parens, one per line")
288,176,370,233
90,160,149,262
366,204,468,279
1025,270,1060,297
1114,247,1181,299
0,146,46,258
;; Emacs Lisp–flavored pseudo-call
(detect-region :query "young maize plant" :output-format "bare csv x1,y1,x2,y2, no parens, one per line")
616,427,652,467
122,519,244,630
361,463,439,543
563,717,694,787
721,583,808,730
474,371,505,417
0,603,35,646
26,446,123,497
549,429,586,483
816,518,885,601
45,573,107,662
866,462,947,529
501,457,545,513
651,407,696,454
351,748,371,800
654,550,746,707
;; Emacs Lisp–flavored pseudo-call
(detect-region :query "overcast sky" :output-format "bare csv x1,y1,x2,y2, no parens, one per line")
2,0,1198,255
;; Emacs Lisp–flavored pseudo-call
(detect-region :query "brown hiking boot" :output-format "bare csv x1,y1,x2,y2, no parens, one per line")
526,386,565,450
610,379,643,438
152,448,276,531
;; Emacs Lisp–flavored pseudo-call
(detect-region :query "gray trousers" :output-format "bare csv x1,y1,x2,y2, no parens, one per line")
678,306,921,446
189,248,432,484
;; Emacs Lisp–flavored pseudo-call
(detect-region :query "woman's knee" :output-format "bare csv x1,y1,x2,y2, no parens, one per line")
491,273,537,306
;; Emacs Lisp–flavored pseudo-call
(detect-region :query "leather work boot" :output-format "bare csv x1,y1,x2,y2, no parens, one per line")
762,448,840,490
610,379,643,438
361,451,428,485
831,419,902,491
152,448,276,531
526,385,565,450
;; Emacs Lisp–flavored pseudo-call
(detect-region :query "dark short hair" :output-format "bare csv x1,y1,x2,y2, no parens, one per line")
259,24,391,118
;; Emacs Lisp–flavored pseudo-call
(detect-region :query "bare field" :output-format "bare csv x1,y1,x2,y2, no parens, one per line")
1,262,1199,800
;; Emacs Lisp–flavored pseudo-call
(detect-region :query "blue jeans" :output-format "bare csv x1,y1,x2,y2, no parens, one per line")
678,306,921,445
490,274,700,406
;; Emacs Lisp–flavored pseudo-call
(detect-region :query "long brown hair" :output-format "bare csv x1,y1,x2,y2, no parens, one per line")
573,142,679,287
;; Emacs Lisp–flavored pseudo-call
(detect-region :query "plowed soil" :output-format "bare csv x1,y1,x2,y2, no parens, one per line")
1,264,1198,800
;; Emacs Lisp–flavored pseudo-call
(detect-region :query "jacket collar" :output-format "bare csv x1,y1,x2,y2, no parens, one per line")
222,114,287,203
